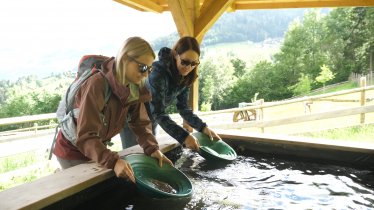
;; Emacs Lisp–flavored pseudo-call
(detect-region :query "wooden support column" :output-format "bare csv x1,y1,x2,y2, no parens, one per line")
168,0,199,132
167,0,195,37
167,0,234,132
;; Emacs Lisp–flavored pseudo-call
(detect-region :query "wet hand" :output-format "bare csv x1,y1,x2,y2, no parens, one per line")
203,127,222,141
151,150,173,167
184,135,200,151
114,159,135,183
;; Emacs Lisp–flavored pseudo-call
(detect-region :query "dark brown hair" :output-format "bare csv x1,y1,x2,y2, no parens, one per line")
172,36,200,87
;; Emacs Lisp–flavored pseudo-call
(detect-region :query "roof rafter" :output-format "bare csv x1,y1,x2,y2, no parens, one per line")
195,0,235,42
114,0,164,13
234,0,374,10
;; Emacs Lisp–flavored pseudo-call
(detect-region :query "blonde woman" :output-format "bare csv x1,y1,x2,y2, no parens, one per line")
53,37,172,182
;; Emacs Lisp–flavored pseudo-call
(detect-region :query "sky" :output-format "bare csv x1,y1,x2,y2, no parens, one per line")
0,0,176,81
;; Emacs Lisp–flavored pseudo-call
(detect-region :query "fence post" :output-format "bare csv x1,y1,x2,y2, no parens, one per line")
34,122,38,134
360,77,366,124
258,99,264,121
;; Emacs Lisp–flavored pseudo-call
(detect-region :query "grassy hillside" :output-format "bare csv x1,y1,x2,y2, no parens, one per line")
202,39,281,69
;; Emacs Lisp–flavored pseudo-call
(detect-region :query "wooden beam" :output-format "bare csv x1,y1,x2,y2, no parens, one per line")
227,2,237,12
115,0,374,12
113,0,146,11
190,0,201,20
184,0,200,113
195,0,235,42
114,0,164,13
167,0,194,36
218,129,374,153
0,113,55,126
234,0,374,10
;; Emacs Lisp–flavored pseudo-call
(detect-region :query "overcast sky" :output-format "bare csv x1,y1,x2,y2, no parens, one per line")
0,0,176,80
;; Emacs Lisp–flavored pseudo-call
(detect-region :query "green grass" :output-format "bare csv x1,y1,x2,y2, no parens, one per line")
0,139,123,192
308,81,359,96
203,41,281,68
0,161,57,191
297,124,374,143
0,150,58,191
0,151,45,173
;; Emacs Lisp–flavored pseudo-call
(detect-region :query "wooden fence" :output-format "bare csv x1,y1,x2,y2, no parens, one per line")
1,79,374,138
350,71,374,86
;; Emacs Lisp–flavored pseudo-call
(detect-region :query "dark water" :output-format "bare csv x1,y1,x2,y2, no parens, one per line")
118,150,374,210
175,150,374,210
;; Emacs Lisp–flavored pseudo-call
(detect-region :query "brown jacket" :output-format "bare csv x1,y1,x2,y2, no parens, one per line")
53,57,159,169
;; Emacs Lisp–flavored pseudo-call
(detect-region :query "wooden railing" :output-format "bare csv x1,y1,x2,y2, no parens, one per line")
1,81,374,137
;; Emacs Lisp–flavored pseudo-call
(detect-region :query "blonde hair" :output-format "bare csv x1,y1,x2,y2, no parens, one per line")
115,37,155,86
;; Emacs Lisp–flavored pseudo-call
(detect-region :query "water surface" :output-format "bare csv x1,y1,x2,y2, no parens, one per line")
175,150,374,209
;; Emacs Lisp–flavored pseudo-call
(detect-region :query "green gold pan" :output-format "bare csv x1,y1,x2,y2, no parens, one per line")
123,154,193,198
192,132,237,161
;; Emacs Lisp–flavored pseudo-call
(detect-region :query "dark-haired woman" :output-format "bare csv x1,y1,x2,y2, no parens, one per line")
121,36,221,151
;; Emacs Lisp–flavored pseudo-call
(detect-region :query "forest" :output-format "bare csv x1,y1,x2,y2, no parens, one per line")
0,8,373,119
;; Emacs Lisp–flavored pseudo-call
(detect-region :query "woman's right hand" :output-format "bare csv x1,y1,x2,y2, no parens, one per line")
114,159,135,183
184,134,200,151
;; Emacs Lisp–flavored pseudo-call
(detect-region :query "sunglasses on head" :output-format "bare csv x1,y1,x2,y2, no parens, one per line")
179,56,200,68
128,55,153,73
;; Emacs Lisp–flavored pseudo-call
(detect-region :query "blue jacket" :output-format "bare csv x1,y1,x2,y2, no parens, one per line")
145,47,206,144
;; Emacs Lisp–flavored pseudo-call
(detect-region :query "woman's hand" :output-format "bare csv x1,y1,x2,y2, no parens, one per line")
203,126,222,141
184,135,200,151
151,150,173,167
114,159,135,183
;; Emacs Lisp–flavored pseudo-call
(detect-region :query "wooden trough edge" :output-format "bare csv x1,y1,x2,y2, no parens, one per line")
218,129,374,152
0,134,180,210
1,130,373,209
217,129,374,170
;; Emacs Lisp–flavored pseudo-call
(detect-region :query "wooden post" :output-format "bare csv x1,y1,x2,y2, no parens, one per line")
258,99,264,121
370,51,373,85
34,122,38,133
360,77,366,124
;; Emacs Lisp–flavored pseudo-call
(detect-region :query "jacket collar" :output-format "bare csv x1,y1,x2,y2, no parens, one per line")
154,47,181,86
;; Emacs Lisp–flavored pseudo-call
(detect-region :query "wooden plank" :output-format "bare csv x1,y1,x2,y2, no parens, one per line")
113,0,146,11
0,113,55,126
217,129,374,153
217,104,374,129
113,0,164,13
0,135,179,210
234,0,374,10
118,0,374,11
167,0,194,36
360,77,367,123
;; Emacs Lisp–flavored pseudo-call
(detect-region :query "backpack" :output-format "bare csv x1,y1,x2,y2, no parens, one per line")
49,55,111,159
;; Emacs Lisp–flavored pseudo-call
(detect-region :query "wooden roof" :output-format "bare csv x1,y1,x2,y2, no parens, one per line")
114,0,374,42
114,0,374,111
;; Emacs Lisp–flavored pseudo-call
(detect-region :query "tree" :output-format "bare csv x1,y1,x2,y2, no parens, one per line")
288,74,312,96
199,57,236,110
316,64,335,91
230,58,247,78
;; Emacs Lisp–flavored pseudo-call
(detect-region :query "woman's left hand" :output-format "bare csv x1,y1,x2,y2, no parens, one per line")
151,150,174,167
202,127,222,141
